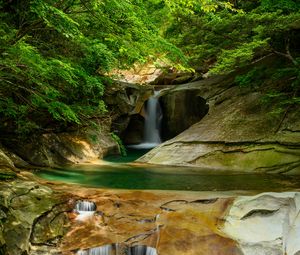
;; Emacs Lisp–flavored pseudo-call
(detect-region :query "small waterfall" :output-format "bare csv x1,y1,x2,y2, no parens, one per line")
129,91,162,149
76,244,157,255
75,200,97,220
129,245,158,255
76,244,117,255
75,201,97,212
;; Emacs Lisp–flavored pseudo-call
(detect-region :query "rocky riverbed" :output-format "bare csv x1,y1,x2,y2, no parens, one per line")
1,167,300,255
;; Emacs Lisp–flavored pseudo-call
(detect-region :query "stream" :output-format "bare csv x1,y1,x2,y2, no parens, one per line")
35,148,300,192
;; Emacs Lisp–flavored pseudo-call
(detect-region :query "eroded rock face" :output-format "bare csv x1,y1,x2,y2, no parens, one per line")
1,170,300,255
58,188,242,255
0,178,73,255
59,188,300,255
4,127,119,167
0,147,17,180
137,74,300,173
223,192,300,255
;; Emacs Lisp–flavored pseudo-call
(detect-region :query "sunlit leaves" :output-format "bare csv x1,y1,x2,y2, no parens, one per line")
210,39,269,74
30,0,80,38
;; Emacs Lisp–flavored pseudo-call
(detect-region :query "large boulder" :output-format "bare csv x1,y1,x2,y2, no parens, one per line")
222,192,300,255
105,81,153,136
0,179,73,255
137,74,300,174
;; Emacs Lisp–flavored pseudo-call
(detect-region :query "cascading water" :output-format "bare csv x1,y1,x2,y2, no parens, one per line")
129,245,158,255
75,200,97,220
144,91,162,145
76,244,157,255
76,244,117,255
75,201,97,212
129,91,162,149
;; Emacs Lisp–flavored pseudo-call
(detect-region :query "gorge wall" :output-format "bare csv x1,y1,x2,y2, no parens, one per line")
137,74,300,174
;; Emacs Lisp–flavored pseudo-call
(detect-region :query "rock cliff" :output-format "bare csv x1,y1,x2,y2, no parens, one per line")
137,74,300,173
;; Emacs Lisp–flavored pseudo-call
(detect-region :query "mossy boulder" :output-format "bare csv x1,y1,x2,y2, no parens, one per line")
0,148,17,180
0,179,73,255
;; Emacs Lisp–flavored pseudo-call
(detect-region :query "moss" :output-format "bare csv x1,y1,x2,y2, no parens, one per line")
0,168,16,180
195,144,300,173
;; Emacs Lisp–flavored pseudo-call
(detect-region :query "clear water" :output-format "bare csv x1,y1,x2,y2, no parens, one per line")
35,161,300,192
104,148,150,163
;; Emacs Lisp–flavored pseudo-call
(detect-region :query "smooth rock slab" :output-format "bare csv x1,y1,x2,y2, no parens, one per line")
59,188,242,255
223,192,300,255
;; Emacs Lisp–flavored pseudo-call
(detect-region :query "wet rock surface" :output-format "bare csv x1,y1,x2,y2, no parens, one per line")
0,176,73,255
59,188,242,255
1,169,300,255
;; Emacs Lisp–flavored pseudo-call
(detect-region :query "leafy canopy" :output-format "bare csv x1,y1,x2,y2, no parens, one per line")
0,0,185,136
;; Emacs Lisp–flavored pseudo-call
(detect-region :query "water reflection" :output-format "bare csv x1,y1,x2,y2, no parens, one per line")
35,163,300,192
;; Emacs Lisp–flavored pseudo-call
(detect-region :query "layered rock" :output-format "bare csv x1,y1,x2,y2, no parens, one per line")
0,178,73,255
1,166,300,255
59,189,242,255
138,74,300,173
56,186,300,255
0,147,17,180
105,81,153,143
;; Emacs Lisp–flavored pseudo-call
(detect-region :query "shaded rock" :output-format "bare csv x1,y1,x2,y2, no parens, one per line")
0,147,17,180
122,114,145,145
151,71,194,85
105,82,153,117
160,90,209,140
4,127,119,167
0,145,29,168
0,147,14,169
105,82,153,137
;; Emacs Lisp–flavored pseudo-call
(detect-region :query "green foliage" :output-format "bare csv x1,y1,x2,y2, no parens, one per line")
235,67,267,88
110,133,127,156
0,0,185,136
210,40,269,74
165,0,300,74
1,0,299,138
162,0,300,115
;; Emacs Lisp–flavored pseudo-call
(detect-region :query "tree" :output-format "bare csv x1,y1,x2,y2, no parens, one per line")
0,0,185,136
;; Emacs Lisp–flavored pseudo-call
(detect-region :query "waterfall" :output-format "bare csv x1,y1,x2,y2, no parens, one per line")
76,244,157,255
129,245,158,255
144,91,162,145
75,200,97,220
129,91,162,149
75,201,97,212
76,244,116,255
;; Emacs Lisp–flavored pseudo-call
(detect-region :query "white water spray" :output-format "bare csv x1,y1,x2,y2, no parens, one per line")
129,91,162,149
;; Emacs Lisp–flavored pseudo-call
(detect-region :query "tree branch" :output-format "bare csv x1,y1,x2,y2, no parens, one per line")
273,38,298,66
